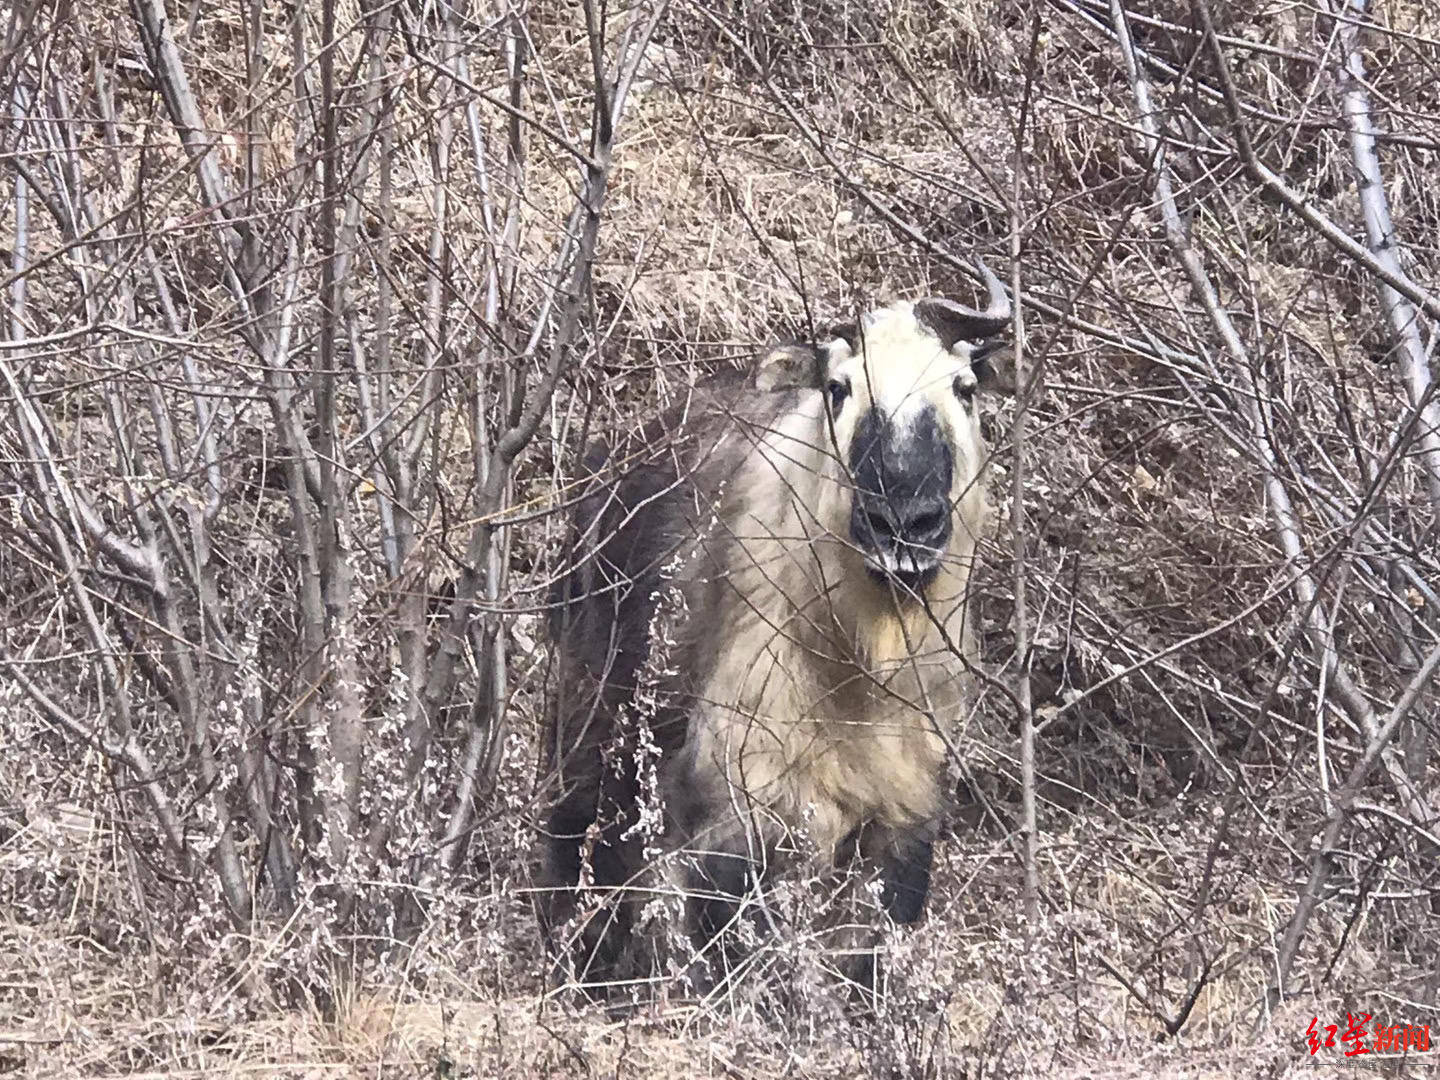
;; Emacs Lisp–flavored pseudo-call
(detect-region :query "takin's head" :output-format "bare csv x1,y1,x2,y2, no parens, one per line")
754,262,1012,598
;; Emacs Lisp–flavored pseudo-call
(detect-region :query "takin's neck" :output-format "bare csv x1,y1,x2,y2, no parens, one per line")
716,533,977,710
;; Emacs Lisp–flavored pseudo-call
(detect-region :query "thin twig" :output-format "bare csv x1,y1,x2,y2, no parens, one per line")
1012,4,1043,929
1267,640,1440,1009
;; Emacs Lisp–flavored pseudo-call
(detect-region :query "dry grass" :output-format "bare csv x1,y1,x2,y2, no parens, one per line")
3,0,1439,1075
0,781,1415,1077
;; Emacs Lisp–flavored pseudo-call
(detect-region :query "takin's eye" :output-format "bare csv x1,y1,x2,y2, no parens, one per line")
953,374,977,409
827,378,852,412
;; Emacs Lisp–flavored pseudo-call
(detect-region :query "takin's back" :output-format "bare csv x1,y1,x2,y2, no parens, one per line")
545,368,780,751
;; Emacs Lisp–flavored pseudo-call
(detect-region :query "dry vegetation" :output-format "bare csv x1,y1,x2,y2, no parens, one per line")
2,0,1439,1075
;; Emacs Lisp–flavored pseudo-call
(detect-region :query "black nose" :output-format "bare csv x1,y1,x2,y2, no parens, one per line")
847,404,955,588
854,495,952,551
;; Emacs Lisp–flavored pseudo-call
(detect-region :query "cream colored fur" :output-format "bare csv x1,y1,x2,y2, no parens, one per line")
675,301,990,862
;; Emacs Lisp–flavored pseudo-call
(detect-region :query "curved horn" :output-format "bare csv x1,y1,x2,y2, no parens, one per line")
914,259,1012,346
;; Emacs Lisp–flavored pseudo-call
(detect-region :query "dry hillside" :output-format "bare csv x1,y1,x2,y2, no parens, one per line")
1,0,1438,1075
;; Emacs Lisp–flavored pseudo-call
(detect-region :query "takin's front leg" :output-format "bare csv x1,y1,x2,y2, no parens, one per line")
869,818,937,926
656,798,785,995
825,817,938,1000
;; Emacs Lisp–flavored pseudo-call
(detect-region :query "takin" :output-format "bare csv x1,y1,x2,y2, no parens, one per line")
541,264,1012,993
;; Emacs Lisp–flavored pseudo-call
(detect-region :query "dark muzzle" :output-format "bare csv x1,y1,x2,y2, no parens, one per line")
848,405,954,593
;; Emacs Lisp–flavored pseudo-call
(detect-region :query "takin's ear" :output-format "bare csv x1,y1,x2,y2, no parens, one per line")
752,343,824,391
967,339,1018,396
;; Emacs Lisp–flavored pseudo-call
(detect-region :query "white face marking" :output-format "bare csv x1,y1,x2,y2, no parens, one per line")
822,301,985,472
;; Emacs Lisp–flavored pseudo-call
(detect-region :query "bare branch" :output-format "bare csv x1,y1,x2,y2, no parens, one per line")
435,0,671,870
1195,0,1440,324
0,650,190,862
1012,4,1043,929
1268,639,1440,1006
1332,0,1440,512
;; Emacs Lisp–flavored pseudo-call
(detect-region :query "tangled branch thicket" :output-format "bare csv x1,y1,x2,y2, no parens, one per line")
1,0,1437,1074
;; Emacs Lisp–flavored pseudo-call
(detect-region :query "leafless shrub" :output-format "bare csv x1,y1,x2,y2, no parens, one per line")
1,0,1437,1074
